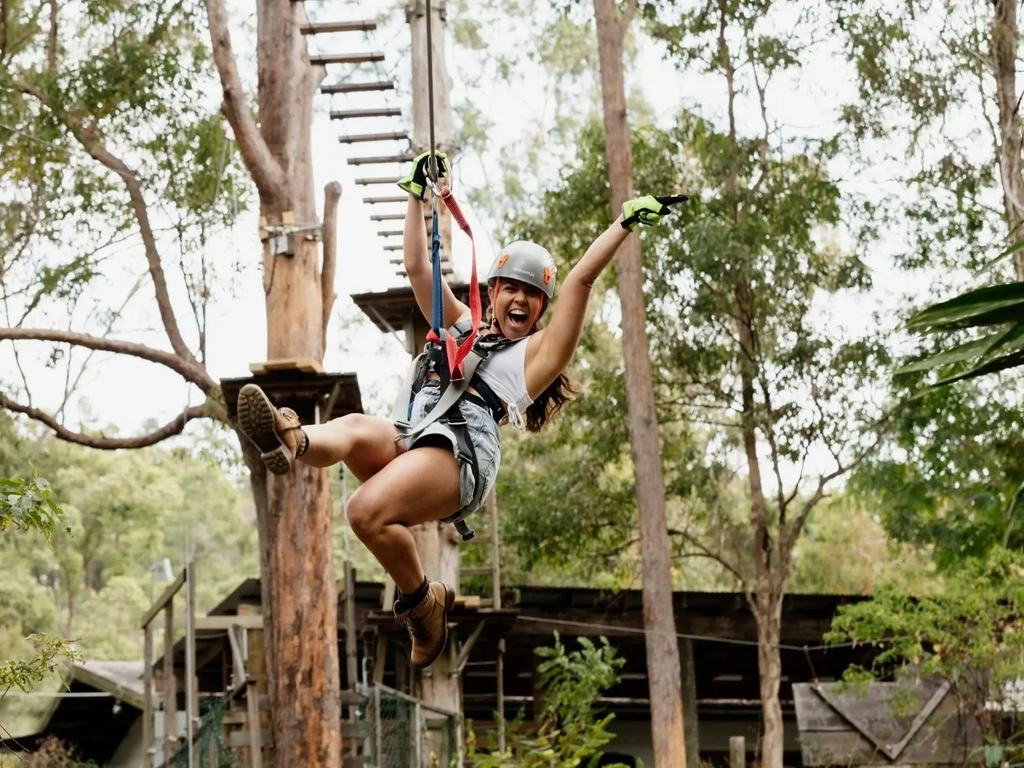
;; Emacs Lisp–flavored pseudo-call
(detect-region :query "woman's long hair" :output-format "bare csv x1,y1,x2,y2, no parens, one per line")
482,306,580,433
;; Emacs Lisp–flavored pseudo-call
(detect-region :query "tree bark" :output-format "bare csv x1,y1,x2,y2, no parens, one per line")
593,1,687,766
993,0,1024,278
206,0,340,765
753,593,785,768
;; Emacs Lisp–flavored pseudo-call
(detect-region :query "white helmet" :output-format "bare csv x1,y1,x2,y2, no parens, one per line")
486,241,556,299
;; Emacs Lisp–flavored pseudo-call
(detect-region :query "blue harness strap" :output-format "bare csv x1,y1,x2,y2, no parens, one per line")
430,207,444,339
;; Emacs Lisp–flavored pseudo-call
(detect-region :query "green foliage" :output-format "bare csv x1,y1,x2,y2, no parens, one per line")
0,475,68,548
0,0,248,330
0,634,79,695
899,279,1024,388
499,103,885,586
826,548,1024,749
466,634,629,768
0,416,257,666
826,0,1006,273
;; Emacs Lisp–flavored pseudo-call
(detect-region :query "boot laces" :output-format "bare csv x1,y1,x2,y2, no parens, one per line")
399,613,430,643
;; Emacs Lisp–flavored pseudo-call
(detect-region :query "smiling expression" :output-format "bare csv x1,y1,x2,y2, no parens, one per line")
488,278,547,339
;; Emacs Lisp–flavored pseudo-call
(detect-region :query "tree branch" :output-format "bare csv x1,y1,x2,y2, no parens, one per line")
321,181,342,349
16,78,201,371
204,0,286,203
0,393,207,449
667,526,745,586
781,415,892,560
46,0,56,75
620,0,639,31
77,132,202,369
0,327,216,392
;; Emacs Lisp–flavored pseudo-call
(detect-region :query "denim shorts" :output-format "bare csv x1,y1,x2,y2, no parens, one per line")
403,383,502,519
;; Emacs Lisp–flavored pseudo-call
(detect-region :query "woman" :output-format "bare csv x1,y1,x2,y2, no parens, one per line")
235,152,682,669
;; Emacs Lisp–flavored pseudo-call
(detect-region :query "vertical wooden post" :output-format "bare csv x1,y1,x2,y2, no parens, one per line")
730,735,745,768
186,563,199,732
344,560,359,689
143,622,154,768
680,637,700,768
496,638,506,754
164,597,177,763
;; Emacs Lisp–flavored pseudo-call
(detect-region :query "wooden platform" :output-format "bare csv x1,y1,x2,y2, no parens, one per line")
221,368,362,425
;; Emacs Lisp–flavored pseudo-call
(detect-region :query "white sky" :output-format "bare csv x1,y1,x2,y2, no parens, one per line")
2,0,976,470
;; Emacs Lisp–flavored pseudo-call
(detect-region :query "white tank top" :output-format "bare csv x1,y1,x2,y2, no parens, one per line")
476,337,533,430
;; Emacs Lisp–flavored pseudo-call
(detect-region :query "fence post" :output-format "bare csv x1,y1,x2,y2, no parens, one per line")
730,736,746,768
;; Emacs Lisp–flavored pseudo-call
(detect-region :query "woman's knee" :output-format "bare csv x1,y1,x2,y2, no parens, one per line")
346,485,383,539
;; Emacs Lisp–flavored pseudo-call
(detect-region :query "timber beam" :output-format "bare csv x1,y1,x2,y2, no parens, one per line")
362,195,407,204
320,81,395,94
356,176,401,185
338,131,409,144
330,107,403,120
309,52,385,66
301,20,376,35
347,153,415,166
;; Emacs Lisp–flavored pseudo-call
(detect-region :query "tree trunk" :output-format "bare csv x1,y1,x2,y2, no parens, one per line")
993,0,1024,279
221,0,341,763
753,595,785,768
735,282,785,768
593,1,687,766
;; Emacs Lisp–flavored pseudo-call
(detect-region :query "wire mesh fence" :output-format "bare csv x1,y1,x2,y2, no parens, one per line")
353,684,459,768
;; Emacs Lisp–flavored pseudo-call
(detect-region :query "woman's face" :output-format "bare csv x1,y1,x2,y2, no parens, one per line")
489,279,545,338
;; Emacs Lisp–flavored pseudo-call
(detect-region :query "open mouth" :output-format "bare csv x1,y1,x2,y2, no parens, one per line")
507,310,530,331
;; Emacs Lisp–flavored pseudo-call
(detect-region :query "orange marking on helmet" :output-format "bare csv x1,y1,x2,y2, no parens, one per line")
543,266,553,285
497,252,509,268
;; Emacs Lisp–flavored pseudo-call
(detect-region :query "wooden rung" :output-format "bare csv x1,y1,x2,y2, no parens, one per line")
370,213,405,221
309,52,385,66
356,176,400,186
362,195,406,204
461,567,494,577
347,153,414,166
385,247,403,253
341,690,365,706
330,107,403,120
338,131,409,144
454,595,482,609
249,357,324,375
377,230,402,236
301,20,376,35
320,80,395,94
341,722,367,739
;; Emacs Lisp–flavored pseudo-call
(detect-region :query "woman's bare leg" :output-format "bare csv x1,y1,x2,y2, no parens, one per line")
344,444,462,593
299,413,406,482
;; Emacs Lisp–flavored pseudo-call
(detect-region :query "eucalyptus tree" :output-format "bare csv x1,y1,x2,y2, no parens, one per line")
830,0,1024,564
512,59,884,768
0,0,344,761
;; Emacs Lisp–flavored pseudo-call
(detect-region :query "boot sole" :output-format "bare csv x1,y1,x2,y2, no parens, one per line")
413,584,457,670
237,384,293,475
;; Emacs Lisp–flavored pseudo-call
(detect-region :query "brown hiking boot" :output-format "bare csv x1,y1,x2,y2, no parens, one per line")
236,384,304,475
394,582,456,669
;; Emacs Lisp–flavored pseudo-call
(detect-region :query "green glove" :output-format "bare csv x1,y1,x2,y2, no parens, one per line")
621,194,688,231
398,150,449,200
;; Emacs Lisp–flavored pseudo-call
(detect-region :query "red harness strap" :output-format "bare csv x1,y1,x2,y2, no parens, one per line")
425,188,481,380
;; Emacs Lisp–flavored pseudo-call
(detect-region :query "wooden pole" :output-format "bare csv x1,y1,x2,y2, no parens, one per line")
730,736,746,768
343,560,359,688
163,597,177,762
143,623,154,768
681,637,700,768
